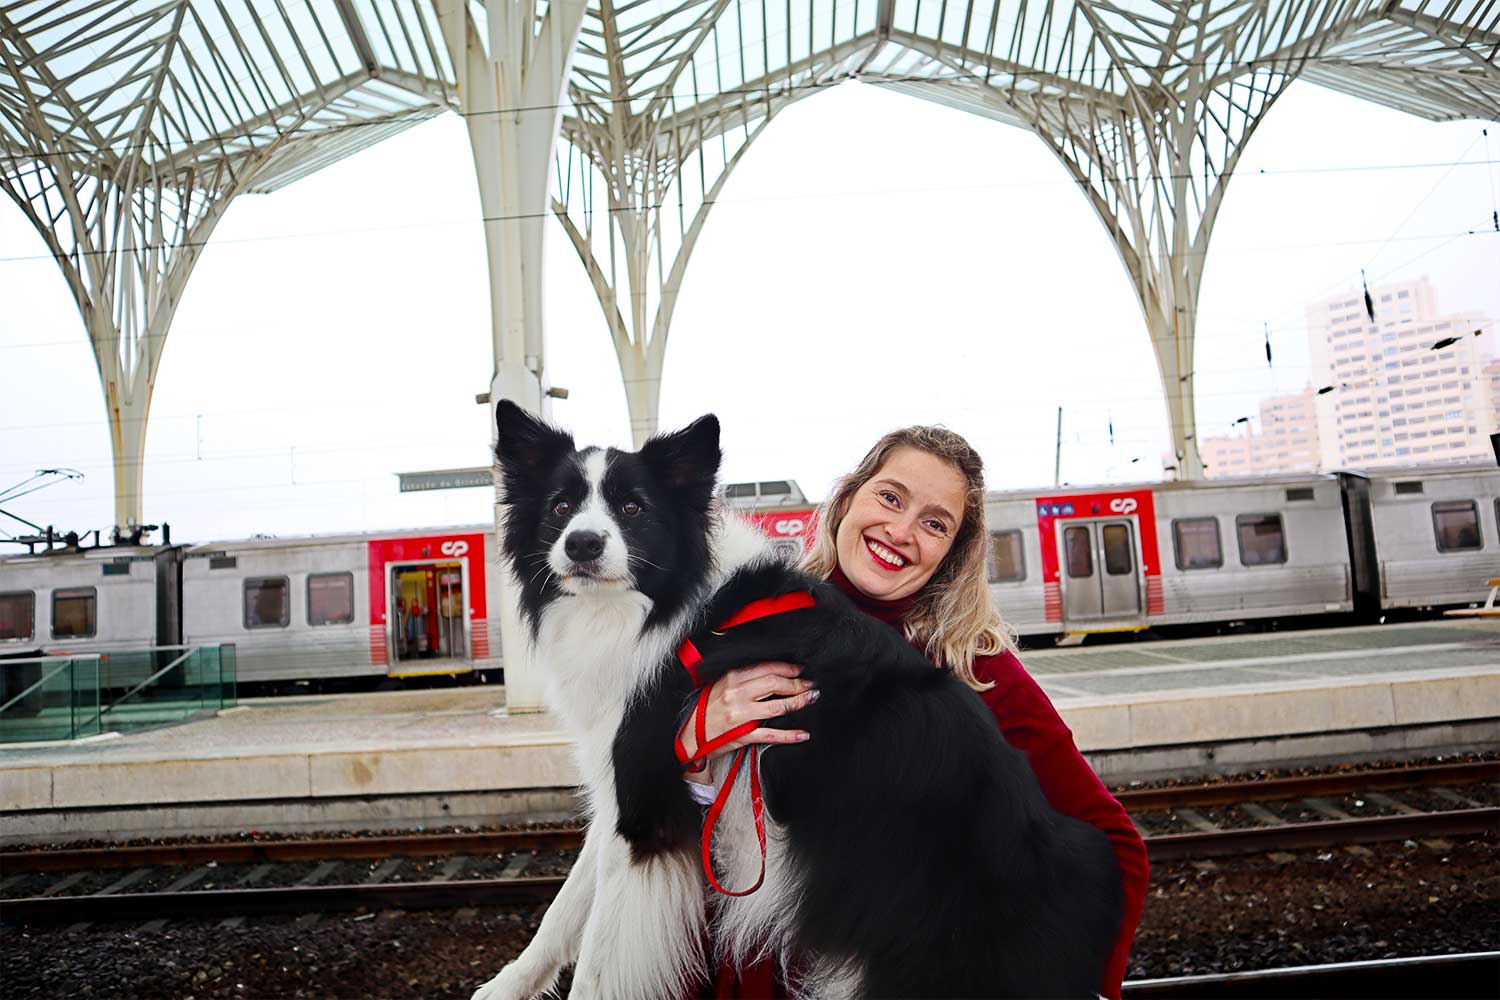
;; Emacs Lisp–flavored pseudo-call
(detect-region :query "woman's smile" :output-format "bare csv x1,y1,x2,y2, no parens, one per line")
863,536,909,570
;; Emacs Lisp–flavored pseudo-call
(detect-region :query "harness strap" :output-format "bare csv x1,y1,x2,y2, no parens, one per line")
673,590,815,896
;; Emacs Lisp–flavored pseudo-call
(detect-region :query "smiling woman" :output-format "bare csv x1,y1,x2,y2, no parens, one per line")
681,424,1151,999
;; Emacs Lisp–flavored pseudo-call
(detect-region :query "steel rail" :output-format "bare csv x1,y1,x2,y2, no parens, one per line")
3,809,1495,925
0,876,568,925
0,827,584,873
1122,951,1500,998
2,762,1494,873
1113,760,1497,811
1145,807,1498,862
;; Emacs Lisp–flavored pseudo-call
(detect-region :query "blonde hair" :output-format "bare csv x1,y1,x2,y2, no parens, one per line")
803,426,1017,691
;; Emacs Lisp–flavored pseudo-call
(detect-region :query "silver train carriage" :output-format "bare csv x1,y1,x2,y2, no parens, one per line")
980,463,1499,638
1,463,1494,682
0,526,502,687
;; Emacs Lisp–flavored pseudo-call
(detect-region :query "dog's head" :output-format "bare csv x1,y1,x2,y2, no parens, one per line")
494,400,722,630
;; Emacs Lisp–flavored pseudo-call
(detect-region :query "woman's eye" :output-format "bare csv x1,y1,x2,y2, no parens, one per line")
552,499,572,517
620,500,642,517
878,491,899,506
925,519,948,535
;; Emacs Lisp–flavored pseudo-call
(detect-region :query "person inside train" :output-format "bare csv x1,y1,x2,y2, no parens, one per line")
675,424,1150,999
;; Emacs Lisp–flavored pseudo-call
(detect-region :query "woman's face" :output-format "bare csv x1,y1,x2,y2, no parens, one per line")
834,446,967,602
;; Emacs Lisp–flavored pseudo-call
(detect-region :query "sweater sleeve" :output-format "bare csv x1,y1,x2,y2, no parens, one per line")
973,650,1149,1000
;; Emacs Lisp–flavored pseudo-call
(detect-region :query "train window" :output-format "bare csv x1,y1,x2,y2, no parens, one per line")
52,587,97,639
307,573,355,626
1064,527,1093,578
1432,501,1481,553
0,592,34,641
210,556,238,570
102,563,130,576
1285,488,1315,502
1102,525,1133,575
1393,481,1423,495
1236,514,1287,566
1172,518,1222,570
244,577,290,629
986,531,1025,582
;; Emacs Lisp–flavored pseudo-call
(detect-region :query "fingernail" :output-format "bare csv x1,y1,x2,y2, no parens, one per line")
807,689,820,703
795,731,810,741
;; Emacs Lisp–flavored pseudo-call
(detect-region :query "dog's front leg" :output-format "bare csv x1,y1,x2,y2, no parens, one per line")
571,832,705,1000
470,826,601,1000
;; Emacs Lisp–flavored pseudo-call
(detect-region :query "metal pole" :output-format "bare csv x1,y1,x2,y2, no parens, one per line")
1053,407,1063,488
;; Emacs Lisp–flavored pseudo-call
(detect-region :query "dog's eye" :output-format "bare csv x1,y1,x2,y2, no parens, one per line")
620,500,642,517
552,499,572,517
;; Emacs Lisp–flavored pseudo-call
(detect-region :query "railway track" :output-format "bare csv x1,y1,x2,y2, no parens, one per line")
1122,952,1500,998
2,761,1494,926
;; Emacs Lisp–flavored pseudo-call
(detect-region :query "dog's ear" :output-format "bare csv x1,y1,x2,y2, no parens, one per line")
494,400,574,474
639,414,721,507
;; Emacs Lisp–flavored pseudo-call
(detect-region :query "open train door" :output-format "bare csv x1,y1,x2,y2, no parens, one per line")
368,533,487,677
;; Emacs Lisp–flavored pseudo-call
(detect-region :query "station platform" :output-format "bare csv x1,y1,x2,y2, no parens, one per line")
3,619,1497,844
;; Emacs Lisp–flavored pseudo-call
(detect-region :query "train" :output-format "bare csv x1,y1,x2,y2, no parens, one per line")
0,464,1493,690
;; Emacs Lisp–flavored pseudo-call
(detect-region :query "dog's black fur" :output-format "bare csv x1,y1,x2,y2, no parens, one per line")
616,577,1121,992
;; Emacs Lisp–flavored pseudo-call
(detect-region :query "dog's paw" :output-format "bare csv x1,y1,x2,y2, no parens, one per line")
469,960,554,1000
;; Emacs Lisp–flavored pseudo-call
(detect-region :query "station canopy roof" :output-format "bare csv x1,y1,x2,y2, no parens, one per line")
2,0,1495,196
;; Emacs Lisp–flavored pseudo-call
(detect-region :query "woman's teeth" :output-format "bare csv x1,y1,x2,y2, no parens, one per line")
866,538,907,568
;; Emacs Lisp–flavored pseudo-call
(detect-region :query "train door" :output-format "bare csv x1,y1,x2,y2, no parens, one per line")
1059,519,1141,623
387,560,469,675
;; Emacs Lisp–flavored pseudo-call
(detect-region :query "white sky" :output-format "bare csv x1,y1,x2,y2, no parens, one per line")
2,80,1498,545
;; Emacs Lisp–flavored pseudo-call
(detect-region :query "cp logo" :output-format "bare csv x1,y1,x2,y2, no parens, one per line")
439,540,470,558
1108,498,1138,515
772,518,805,536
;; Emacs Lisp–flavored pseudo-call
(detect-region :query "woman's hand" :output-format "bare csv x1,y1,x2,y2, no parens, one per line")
679,661,817,784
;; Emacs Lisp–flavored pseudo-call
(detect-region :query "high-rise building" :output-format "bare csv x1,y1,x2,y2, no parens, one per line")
1200,387,1321,477
1307,277,1492,468
1483,356,1500,438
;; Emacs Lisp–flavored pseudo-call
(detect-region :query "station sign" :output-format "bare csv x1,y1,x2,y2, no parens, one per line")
397,468,493,493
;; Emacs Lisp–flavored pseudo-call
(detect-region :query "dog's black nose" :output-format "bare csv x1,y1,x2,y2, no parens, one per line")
565,530,605,563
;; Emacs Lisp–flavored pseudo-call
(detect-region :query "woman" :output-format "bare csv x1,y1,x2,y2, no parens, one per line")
678,425,1149,999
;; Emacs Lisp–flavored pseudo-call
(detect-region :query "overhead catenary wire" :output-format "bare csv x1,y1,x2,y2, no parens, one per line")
2,157,1498,268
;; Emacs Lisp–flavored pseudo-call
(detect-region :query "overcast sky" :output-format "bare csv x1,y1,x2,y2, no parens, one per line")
2,80,1497,545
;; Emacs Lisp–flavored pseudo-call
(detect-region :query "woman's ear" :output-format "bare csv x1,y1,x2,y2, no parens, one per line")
639,414,721,508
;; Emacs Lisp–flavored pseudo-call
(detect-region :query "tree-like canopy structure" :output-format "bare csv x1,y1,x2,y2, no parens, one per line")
2,0,1495,510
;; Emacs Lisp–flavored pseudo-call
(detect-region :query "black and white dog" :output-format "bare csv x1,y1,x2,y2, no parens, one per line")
473,402,1122,1000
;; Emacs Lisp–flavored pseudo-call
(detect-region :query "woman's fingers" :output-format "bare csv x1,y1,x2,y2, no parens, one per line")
723,660,802,687
742,726,811,745
738,672,814,703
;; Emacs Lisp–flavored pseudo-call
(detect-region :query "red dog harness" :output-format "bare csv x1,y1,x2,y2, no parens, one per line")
673,591,816,896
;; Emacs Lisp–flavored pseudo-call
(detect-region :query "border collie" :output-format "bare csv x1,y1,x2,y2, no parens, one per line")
473,402,1121,1000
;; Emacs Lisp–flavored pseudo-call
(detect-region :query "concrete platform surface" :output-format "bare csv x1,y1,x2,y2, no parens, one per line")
3,620,1497,819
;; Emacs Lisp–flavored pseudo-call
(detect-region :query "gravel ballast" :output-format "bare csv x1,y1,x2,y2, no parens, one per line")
3,834,1494,999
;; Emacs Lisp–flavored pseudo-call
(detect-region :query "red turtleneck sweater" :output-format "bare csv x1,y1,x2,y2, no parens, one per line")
708,570,1149,999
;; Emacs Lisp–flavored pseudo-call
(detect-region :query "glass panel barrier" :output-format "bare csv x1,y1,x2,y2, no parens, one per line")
0,646,234,742
0,656,102,743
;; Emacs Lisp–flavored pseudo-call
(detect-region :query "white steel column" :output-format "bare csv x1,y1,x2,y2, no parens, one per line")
1013,5,1319,479
439,0,586,713
0,3,453,533
551,0,797,446
553,117,771,446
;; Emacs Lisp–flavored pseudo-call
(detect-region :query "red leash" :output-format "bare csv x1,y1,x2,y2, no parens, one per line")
673,591,815,896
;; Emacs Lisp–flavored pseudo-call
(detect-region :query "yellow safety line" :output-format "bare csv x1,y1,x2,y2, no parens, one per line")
388,665,475,678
